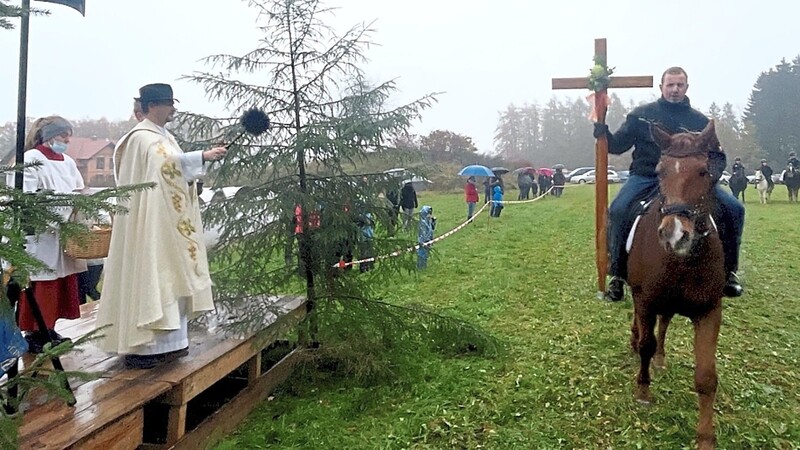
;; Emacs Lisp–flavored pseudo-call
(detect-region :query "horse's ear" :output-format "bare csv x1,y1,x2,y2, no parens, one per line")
699,120,720,150
651,124,672,152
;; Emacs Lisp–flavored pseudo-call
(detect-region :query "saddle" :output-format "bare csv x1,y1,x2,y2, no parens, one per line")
624,187,659,253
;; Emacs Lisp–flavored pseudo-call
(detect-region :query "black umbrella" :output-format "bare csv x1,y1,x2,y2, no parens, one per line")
491,167,510,175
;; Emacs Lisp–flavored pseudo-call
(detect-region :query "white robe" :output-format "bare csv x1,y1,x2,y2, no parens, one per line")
96,119,214,355
23,150,88,280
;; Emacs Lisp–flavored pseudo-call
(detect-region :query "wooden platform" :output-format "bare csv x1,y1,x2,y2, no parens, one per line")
14,296,307,450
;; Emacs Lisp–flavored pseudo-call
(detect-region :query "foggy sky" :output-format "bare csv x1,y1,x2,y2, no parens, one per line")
1,0,797,153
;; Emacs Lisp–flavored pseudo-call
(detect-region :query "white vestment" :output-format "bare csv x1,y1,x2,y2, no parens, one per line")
96,119,214,355
23,150,88,280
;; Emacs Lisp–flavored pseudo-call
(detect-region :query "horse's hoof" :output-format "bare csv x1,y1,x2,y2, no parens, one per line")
635,386,652,404
636,398,652,406
653,355,666,369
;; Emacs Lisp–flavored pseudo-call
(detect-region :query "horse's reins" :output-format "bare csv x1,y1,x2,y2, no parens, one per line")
658,197,714,237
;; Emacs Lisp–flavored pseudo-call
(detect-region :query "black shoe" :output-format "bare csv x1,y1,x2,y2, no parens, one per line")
723,272,743,298
24,331,47,354
124,347,189,370
604,277,625,302
48,330,72,346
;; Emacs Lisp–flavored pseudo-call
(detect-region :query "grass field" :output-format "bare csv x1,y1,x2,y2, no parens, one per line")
214,184,800,449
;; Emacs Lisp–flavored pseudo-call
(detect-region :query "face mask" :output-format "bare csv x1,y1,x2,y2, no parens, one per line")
49,141,68,154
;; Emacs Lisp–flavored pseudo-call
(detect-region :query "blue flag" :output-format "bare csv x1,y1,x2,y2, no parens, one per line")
36,0,85,16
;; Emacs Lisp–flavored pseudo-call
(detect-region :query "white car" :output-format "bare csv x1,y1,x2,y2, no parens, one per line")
719,171,731,185
570,169,621,184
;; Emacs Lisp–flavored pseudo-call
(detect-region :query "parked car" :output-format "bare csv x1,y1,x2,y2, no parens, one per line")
617,170,630,183
570,169,621,184
719,170,731,185
565,167,594,182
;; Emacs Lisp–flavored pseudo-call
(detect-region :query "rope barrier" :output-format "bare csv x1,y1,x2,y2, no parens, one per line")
333,184,570,269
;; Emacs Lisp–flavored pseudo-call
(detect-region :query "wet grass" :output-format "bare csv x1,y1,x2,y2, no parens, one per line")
214,185,800,449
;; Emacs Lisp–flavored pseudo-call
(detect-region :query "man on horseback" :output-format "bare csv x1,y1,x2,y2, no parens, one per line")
759,159,774,192
732,157,745,176
788,151,800,169
593,66,745,301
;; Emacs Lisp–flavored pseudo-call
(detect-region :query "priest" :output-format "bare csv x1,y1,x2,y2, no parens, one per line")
96,83,227,369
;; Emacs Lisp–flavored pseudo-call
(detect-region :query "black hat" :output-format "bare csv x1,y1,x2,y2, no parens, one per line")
135,83,179,105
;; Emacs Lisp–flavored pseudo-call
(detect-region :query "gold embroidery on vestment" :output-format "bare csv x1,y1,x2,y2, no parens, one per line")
156,138,202,264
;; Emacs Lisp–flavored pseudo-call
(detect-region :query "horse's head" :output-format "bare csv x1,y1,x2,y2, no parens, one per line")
652,120,719,256
786,164,798,178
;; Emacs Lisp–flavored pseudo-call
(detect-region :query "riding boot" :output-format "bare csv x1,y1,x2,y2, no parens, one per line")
723,272,743,298
722,241,743,297
605,276,626,302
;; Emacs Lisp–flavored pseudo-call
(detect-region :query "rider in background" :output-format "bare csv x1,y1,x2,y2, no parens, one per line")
731,157,745,175
788,151,800,169
758,159,774,192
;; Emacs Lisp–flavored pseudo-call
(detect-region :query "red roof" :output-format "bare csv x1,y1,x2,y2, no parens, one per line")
65,137,115,161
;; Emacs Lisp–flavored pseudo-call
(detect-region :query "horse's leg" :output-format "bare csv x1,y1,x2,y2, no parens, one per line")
630,314,640,353
654,313,673,369
693,306,722,450
635,310,657,404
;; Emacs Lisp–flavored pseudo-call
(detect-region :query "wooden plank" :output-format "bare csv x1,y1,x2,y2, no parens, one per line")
552,77,591,89
172,349,302,450
155,298,307,405
161,334,264,405
20,378,170,450
552,75,653,90
166,403,188,445
69,408,143,450
20,296,306,450
247,352,262,384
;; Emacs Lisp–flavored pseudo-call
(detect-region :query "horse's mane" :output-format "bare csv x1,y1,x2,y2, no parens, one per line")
662,133,713,158
653,120,720,160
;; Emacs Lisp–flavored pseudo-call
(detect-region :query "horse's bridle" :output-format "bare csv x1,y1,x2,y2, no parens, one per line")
659,198,713,237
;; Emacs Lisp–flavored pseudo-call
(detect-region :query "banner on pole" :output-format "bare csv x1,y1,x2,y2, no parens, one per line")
36,0,85,16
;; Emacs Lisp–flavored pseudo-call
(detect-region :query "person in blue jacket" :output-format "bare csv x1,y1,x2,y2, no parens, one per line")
417,205,436,269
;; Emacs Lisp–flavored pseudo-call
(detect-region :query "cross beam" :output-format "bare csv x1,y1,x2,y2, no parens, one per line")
550,38,653,297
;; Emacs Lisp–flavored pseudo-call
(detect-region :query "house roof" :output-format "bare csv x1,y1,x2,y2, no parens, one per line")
65,137,115,161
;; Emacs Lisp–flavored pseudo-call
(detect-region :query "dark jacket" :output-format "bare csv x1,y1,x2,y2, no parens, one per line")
386,190,399,208
399,184,418,209
732,162,745,175
789,157,800,169
759,164,773,179
604,96,725,178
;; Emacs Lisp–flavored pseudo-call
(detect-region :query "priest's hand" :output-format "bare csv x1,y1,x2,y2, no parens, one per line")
203,147,228,162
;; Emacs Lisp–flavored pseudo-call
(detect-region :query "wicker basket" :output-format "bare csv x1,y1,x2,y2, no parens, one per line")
64,225,112,259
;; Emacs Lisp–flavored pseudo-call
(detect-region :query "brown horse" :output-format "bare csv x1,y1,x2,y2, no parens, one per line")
627,121,725,450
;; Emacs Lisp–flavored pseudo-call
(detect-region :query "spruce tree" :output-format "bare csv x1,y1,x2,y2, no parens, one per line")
178,0,497,376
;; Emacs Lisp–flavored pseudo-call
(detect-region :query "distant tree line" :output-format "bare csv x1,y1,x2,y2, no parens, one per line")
490,56,800,173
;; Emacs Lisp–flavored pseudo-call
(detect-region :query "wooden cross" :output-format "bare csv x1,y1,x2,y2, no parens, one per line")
551,38,653,297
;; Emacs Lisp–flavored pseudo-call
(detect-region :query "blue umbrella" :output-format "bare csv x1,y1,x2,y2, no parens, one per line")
458,164,494,177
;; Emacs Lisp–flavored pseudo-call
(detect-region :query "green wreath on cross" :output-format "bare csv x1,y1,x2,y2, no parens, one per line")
588,56,615,92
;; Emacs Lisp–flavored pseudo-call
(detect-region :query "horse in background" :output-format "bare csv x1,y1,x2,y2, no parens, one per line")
728,169,748,203
783,164,800,202
627,121,725,450
753,170,770,204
